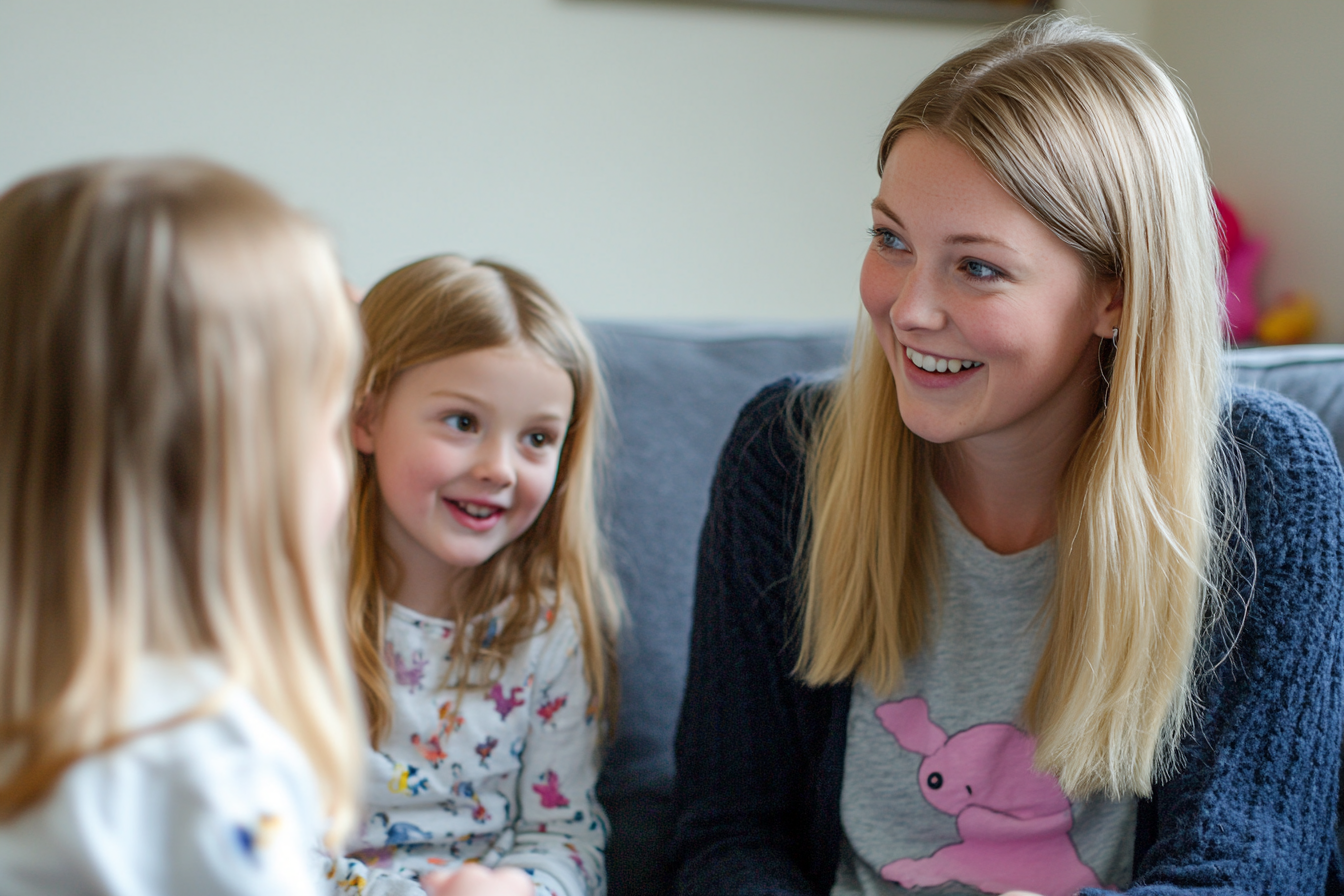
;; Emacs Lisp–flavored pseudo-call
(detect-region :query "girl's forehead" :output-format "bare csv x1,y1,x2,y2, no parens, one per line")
393,344,574,410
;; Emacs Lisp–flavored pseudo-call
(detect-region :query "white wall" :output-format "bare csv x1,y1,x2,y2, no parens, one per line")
8,1,1337,336
0,0,983,320
1150,0,1344,341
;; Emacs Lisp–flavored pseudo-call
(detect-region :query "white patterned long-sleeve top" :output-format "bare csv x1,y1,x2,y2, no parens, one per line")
331,597,607,896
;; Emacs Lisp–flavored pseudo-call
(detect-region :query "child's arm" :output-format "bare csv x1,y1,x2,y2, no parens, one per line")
495,610,607,896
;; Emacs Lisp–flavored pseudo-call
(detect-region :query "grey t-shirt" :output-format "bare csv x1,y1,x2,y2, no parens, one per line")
832,490,1135,896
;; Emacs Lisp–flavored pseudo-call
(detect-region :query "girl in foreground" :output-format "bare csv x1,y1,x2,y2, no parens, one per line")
0,160,529,896
674,16,1344,896
331,256,621,896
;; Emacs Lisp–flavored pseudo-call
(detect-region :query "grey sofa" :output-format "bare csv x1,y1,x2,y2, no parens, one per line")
586,321,1344,896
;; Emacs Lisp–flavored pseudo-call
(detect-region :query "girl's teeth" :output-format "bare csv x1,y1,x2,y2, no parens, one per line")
905,346,981,373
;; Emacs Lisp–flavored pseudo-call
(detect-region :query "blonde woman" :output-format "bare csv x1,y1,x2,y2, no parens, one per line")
0,161,531,896
674,16,1343,896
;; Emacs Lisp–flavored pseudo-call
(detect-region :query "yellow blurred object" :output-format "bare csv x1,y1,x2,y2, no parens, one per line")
1256,292,1318,345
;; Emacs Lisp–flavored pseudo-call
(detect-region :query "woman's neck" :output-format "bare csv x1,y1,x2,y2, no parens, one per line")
933,412,1093,556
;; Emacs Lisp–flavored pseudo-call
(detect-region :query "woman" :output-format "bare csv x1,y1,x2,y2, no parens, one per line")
673,16,1344,896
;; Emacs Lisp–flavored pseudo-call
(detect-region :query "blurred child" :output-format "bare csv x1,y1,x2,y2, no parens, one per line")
0,158,364,893
0,160,532,896
333,255,622,896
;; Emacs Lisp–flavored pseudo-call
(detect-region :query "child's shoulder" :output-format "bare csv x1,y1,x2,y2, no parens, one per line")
513,589,586,682
0,657,323,893
123,657,316,795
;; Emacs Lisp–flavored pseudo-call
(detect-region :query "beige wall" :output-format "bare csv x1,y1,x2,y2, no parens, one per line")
0,0,981,320
3,1,1341,336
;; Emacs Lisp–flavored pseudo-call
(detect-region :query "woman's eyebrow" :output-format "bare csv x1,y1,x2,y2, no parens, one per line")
871,197,902,225
946,233,1015,250
873,197,1017,252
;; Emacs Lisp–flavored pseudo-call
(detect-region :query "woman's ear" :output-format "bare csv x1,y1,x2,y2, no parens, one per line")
1092,277,1124,339
351,395,379,455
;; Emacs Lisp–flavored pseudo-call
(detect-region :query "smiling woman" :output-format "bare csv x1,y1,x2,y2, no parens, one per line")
673,13,1344,896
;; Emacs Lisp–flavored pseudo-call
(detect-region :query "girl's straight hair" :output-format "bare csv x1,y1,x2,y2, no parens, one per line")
348,255,622,744
0,159,365,839
796,15,1236,799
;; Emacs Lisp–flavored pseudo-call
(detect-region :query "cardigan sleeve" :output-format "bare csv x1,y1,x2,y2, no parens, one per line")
1093,387,1344,895
673,379,837,896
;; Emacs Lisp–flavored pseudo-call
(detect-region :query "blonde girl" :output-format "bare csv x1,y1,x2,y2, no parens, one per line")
0,158,364,894
334,255,621,896
675,15,1344,896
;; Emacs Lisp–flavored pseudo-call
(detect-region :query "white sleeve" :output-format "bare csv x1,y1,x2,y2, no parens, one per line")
494,613,608,896
325,851,427,896
0,704,330,896
129,719,328,896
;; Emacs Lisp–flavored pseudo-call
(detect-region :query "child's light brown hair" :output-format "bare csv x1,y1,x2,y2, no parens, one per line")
0,158,364,837
349,255,622,744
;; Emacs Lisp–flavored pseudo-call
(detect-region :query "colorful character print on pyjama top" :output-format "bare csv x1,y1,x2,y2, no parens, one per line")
331,597,606,896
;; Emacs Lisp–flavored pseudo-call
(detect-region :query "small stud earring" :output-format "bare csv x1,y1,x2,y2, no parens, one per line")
1111,326,1120,349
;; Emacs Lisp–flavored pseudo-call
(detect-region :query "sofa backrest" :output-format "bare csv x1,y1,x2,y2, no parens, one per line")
587,321,1344,896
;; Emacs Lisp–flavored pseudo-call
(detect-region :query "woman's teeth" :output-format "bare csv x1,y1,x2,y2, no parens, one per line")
906,347,982,374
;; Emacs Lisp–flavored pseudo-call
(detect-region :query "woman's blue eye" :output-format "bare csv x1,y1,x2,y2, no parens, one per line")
868,227,907,252
445,414,474,432
964,259,1001,280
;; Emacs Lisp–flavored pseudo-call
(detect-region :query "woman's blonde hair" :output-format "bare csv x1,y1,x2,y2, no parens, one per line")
797,15,1233,799
348,255,622,744
0,159,365,839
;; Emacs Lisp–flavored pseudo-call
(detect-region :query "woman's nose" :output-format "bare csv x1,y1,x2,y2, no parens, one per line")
890,262,947,334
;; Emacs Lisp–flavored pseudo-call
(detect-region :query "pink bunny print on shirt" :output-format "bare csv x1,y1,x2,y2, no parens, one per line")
874,697,1101,896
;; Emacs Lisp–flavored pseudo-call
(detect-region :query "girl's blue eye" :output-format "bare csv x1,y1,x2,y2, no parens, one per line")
527,432,552,449
964,259,1002,281
868,227,907,252
445,414,474,432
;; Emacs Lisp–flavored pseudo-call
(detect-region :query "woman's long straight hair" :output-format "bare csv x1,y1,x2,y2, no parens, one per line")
347,255,623,745
796,15,1234,799
0,159,365,839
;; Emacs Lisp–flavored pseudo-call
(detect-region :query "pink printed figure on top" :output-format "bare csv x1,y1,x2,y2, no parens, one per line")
875,697,1101,896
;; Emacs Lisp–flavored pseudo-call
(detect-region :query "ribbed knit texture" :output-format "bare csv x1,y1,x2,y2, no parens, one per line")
673,379,1344,896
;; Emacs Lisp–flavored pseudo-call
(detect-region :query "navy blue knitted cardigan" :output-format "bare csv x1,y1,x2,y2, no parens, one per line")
673,379,1344,896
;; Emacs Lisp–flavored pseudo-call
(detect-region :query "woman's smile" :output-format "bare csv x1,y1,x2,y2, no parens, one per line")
902,344,984,375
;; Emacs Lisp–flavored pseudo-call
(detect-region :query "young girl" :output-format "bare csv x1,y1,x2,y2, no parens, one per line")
332,255,622,896
0,158,366,893
675,15,1344,896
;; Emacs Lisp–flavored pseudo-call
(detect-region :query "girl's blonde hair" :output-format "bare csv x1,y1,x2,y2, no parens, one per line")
797,15,1233,799
0,159,365,838
349,255,622,744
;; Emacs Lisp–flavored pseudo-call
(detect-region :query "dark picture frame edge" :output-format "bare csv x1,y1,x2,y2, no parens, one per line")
688,0,1052,21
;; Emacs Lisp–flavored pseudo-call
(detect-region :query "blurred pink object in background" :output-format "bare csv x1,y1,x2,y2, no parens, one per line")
1214,189,1265,344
